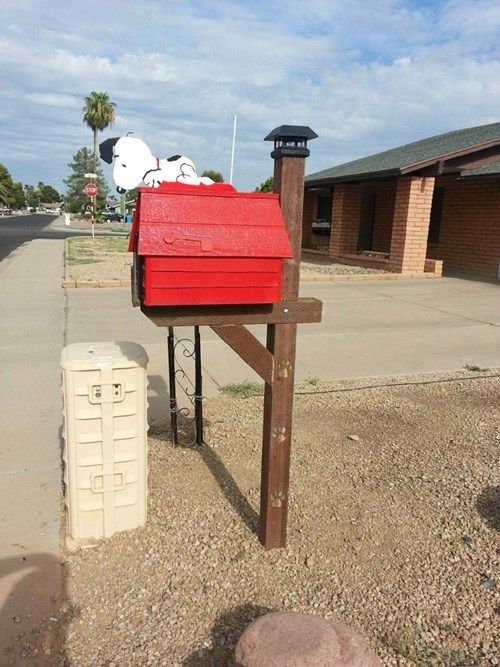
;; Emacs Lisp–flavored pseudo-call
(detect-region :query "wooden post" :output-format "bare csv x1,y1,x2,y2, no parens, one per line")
259,126,317,549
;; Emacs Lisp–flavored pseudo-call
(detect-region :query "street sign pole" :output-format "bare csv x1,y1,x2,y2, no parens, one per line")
83,182,98,239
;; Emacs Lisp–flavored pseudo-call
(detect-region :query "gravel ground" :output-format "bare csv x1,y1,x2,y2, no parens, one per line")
13,369,496,666
301,259,388,276
65,238,131,282
64,239,387,284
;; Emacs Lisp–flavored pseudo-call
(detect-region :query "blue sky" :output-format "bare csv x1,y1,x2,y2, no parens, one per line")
0,0,499,194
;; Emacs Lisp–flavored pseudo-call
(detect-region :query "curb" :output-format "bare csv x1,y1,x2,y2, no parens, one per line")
63,272,440,288
52,226,129,236
300,271,441,283
63,279,131,288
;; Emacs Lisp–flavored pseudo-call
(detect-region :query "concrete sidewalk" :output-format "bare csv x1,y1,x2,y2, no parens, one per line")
66,276,500,424
0,240,64,657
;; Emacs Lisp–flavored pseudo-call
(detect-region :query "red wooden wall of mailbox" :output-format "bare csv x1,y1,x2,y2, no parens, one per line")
129,182,293,307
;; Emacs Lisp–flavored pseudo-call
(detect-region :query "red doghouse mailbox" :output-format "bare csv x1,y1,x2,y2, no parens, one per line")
129,182,293,307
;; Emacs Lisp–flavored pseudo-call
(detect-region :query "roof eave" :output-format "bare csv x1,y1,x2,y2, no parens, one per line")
305,168,400,186
400,137,500,175
459,171,500,180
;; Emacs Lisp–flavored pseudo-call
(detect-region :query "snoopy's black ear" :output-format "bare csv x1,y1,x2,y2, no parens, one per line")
99,137,120,164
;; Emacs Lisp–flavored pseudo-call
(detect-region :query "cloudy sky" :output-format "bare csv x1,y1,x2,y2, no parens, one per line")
0,0,499,194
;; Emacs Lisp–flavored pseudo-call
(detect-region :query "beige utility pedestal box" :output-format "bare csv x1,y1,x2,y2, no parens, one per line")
61,341,148,544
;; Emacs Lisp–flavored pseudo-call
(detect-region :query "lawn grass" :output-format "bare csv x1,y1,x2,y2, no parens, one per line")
221,380,264,398
66,237,128,265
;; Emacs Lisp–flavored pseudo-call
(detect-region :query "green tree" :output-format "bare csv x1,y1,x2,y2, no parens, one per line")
12,182,26,209
0,183,10,206
0,164,25,208
24,184,39,209
64,147,109,214
201,170,225,183
37,182,61,203
83,92,116,176
254,176,274,193
0,164,15,206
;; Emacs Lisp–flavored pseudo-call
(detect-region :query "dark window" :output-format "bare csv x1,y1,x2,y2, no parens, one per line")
313,193,332,236
317,194,332,222
428,186,444,244
357,186,377,251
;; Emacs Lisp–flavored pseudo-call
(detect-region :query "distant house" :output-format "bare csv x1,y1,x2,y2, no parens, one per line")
303,122,500,277
40,202,65,213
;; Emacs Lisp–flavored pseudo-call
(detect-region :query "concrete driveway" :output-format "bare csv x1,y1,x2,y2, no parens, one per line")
66,276,500,424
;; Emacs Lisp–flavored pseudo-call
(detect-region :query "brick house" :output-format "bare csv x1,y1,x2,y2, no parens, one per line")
303,122,500,277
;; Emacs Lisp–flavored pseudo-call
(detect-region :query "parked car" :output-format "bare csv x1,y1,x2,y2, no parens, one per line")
102,210,122,222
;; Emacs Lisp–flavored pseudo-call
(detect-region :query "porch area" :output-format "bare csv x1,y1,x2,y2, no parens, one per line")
303,122,500,279
304,176,444,277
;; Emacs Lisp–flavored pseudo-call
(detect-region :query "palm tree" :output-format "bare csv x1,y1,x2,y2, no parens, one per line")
83,92,116,174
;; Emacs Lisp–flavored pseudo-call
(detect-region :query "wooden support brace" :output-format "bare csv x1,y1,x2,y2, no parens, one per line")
211,325,274,386
141,297,322,327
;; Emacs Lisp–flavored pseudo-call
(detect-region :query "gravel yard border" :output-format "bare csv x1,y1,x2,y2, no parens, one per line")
62,240,441,289
63,237,131,288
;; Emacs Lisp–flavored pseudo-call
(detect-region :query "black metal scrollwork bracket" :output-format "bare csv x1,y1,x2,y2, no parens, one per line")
166,325,204,446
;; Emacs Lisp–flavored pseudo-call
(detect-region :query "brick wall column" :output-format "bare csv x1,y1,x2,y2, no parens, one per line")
389,176,435,273
302,189,316,248
329,183,360,258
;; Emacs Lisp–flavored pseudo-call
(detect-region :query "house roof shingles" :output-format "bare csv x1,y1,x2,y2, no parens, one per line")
306,121,500,184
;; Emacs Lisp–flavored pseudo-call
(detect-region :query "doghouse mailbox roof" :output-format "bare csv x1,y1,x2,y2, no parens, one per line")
130,182,293,258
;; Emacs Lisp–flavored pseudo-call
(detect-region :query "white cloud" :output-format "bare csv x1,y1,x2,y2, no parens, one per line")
25,93,81,108
0,0,498,191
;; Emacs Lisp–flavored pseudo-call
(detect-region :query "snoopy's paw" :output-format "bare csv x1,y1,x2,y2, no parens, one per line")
143,172,162,188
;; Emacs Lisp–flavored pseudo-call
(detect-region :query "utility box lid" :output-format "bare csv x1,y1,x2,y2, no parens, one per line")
60,341,148,371
128,182,293,259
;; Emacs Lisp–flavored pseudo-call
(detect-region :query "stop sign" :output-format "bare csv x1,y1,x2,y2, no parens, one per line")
84,182,98,197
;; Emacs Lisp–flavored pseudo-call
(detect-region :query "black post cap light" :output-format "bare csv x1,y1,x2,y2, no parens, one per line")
264,125,318,159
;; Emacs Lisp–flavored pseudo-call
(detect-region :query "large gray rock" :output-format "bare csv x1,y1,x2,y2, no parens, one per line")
234,611,381,666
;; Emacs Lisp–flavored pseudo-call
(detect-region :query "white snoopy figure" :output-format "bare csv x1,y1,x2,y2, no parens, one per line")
99,134,214,193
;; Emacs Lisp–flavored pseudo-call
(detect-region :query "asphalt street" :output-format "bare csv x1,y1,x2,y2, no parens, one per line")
0,213,92,261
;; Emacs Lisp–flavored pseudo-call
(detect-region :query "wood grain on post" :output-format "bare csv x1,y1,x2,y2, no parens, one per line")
260,132,315,549
140,297,321,327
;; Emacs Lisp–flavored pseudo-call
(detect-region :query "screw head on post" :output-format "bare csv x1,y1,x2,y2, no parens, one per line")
264,125,318,159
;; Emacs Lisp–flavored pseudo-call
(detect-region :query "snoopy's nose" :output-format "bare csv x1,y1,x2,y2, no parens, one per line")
116,186,126,194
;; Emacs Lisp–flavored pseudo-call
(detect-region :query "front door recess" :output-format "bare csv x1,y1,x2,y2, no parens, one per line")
357,186,376,251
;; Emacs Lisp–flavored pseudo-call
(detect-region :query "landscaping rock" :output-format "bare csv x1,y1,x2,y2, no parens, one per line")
234,611,381,666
